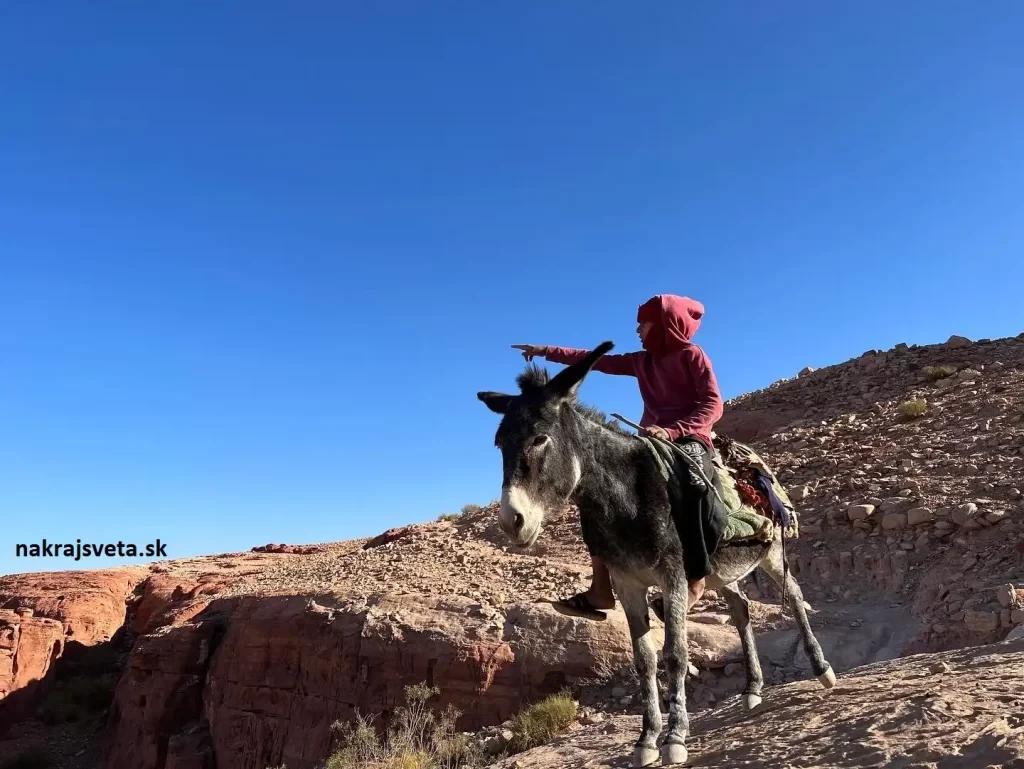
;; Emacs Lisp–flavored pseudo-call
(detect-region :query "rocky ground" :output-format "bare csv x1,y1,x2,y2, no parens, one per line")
491,634,1024,768
1,331,1023,769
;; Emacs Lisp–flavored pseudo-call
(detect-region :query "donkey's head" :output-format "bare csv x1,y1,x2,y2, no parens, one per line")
477,341,614,547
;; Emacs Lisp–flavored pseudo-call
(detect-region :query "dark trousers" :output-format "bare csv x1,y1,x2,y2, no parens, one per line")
669,436,728,582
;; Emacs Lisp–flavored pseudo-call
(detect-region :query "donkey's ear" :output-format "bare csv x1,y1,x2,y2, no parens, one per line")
477,391,515,414
546,341,614,399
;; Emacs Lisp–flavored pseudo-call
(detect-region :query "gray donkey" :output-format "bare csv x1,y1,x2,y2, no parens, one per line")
477,341,835,767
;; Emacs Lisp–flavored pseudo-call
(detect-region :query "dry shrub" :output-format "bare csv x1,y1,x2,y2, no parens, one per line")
899,399,928,419
508,691,578,753
325,683,482,769
921,365,957,380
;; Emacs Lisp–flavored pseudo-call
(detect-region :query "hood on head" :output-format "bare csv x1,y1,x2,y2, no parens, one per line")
636,294,704,354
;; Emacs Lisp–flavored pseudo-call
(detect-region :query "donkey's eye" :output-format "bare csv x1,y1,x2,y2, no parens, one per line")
531,435,550,449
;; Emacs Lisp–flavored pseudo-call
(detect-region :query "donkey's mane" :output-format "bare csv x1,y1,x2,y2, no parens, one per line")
516,364,633,437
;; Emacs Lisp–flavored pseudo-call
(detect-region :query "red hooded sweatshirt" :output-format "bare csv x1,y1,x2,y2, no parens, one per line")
541,295,723,448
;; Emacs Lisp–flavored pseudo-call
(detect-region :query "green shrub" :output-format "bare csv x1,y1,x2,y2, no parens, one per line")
921,365,956,380
508,691,578,753
899,399,928,420
460,504,483,515
436,513,460,523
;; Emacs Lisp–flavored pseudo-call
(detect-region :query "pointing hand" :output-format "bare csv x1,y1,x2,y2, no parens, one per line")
511,344,547,361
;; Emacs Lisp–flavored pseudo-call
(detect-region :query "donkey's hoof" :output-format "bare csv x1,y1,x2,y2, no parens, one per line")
632,746,660,767
818,666,836,689
743,693,762,710
661,743,688,765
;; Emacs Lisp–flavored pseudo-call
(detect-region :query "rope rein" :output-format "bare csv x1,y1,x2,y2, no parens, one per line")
609,413,739,515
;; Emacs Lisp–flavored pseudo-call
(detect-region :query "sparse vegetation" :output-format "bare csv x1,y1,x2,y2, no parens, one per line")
899,399,929,420
460,504,483,515
0,746,50,769
324,683,482,769
508,691,578,753
321,685,579,768
36,671,119,725
921,365,957,380
436,513,460,522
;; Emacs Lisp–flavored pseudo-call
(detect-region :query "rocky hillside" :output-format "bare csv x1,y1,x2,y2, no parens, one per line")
493,634,1024,769
1,331,1023,769
718,331,1024,653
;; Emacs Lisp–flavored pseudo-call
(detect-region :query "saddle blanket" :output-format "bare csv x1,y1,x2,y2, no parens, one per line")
640,433,800,546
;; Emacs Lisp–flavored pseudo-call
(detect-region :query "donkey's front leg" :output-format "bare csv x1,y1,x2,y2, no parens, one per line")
612,576,662,768
659,570,690,766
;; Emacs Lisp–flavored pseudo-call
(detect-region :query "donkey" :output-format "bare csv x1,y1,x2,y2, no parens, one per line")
477,341,836,767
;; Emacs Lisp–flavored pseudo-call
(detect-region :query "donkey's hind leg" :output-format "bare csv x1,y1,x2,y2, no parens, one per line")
612,578,662,767
658,570,690,766
760,540,836,689
718,581,764,709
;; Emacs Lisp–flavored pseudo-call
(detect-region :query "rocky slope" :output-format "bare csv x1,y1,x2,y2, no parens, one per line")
718,332,1024,653
492,634,1024,768
1,331,1022,769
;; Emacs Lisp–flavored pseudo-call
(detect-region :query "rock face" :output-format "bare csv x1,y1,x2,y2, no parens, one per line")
0,569,144,646
0,609,64,703
106,595,644,769
0,568,146,723
492,636,1024,769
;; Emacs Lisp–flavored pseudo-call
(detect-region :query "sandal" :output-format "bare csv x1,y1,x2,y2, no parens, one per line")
551,592,610,621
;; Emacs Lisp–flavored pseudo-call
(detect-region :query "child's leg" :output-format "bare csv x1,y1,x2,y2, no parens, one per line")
587,556,616,608
687,577,705,610
552,556,616,621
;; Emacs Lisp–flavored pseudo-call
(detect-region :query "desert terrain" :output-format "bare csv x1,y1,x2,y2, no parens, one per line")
2,331,1023,768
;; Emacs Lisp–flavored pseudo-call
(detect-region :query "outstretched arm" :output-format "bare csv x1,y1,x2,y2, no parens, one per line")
661,347,723,442
514,344,641,377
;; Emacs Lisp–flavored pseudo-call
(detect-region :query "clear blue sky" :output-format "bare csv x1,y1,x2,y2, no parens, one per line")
2,2,1022,575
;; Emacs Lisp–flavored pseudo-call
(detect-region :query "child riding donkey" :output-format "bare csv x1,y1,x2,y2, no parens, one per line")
512,293,727,621
480,323,835,767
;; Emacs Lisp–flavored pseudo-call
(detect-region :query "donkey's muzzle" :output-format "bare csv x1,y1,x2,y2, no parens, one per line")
499,485,543,547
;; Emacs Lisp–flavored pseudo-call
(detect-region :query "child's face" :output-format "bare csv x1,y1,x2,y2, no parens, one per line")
636,322,654,343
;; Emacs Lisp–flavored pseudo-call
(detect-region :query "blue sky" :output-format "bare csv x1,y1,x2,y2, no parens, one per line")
2,2,1022,575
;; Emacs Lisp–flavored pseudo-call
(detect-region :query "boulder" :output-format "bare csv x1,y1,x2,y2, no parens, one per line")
964,610,1000,633
882,513,907,531
847,504,876,522
363,526,417,550
997,585,1022,609
952,503,978,526
907,508,934,526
